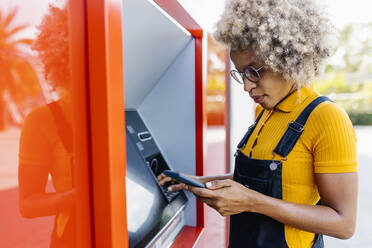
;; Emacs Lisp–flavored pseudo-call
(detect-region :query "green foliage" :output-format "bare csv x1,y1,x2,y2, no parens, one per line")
316,22,372,125
315,72,347,94
330,22,372,73
347,112,372,125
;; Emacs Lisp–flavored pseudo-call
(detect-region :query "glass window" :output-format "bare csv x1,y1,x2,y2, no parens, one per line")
0,1,87,247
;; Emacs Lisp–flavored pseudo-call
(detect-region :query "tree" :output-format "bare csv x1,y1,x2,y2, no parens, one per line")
0,7,41,130
327,22,372,74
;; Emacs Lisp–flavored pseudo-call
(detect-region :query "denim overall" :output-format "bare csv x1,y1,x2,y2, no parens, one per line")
229,96,331,248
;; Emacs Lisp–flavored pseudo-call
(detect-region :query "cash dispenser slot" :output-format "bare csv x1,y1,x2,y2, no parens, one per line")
138,131,152,141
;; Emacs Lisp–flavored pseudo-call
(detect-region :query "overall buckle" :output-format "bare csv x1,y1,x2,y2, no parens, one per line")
288,121,304,133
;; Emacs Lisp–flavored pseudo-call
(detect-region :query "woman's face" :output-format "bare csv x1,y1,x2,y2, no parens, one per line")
230,49,295,110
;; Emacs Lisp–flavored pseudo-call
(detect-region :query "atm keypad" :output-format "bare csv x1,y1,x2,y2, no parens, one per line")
162,185,180,203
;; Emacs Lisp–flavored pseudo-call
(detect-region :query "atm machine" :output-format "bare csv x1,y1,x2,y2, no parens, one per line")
125,110,187,248
122,0,205,247
0,0,204,247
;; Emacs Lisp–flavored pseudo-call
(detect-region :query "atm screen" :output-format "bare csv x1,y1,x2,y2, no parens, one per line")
125,110,187,248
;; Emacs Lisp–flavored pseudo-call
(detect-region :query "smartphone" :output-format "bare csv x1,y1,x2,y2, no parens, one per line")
163,170,206,188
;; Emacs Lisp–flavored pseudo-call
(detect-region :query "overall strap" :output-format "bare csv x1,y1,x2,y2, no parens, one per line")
273,96,331,158
48,101,73,153
237,109,265,149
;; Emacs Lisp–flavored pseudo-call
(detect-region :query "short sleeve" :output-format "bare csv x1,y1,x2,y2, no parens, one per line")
308,102,357,173
19,106,52,168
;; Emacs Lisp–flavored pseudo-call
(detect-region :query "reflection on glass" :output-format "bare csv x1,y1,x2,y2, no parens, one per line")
0,7,41,131
15,2,76,247
126,177,155,232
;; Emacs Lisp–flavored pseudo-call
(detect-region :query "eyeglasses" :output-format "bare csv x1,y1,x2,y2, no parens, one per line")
230,66,264,84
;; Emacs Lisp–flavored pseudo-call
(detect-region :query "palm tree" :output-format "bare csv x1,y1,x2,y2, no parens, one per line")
0,7,41,130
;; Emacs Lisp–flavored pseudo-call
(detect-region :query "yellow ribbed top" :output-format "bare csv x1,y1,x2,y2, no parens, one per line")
241,86,358,248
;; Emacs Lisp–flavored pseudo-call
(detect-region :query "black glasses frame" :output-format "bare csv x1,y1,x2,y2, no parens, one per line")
230,66,264,84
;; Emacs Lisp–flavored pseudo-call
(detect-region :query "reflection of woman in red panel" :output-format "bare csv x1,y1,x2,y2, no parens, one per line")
18,4,76,247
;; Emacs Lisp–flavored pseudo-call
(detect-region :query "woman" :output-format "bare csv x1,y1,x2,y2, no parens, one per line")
159,0,358,247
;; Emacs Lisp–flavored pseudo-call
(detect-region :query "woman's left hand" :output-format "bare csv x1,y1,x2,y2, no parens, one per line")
187,179,260,216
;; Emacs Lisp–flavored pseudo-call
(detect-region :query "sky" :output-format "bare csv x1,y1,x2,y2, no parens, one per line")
178,0,372,31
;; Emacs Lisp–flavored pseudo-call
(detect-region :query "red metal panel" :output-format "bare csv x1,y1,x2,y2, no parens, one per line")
154,0,203,38
70,0,94,247
170,226,204,248
85,0,127,247
106,0,128,246
195,37,206,228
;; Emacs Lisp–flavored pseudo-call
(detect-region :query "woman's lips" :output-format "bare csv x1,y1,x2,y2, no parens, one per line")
252,95,265,103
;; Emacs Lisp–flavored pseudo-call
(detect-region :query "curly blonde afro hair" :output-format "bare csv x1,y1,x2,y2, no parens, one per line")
32,4,70,90
214,0,335,86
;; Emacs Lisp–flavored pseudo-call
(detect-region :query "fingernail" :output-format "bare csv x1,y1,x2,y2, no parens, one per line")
167,187,172,192
206,182,212,188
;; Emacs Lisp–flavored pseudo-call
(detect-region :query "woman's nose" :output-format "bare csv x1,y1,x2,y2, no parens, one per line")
243,78,257,92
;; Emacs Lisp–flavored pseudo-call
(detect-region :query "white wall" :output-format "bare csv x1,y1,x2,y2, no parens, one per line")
228,60,255,172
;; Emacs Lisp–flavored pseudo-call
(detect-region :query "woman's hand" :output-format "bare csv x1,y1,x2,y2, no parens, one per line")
188,179,261,216
157,172,233,192
157,172,205,192
18,163,76,218
57,189,76,212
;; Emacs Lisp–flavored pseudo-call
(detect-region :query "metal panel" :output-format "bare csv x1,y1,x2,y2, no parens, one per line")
139,39,196,226
123,0,192,109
